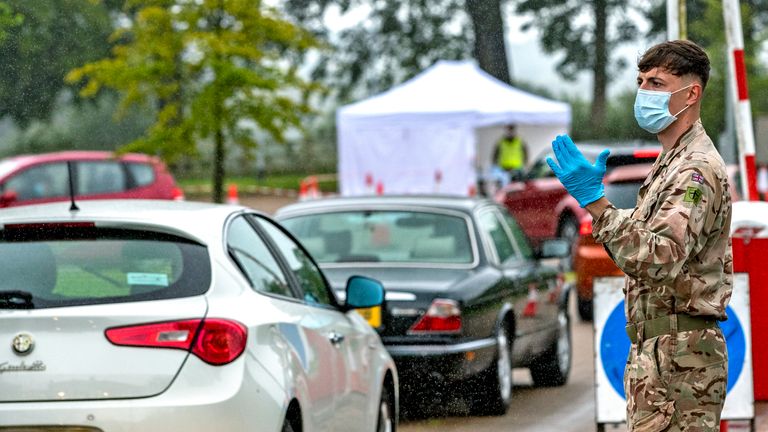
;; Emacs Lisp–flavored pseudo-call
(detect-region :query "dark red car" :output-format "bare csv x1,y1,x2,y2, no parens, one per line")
494,143,661,249
0,151,182,208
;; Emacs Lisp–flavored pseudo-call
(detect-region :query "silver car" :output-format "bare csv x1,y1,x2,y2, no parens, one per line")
0,200,398,432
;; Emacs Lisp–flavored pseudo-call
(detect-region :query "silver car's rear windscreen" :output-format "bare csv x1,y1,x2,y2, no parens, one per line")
0,225,211,309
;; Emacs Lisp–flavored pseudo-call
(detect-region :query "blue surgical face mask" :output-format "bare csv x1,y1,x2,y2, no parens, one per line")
633,84,693,134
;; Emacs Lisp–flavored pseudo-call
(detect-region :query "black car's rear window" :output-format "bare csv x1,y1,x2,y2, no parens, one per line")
281,210,474,265
0,226,210,309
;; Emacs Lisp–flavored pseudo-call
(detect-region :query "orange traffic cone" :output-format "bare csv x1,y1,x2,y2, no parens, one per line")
227,184,239,205
523,284,539,317
376,181,384,196
468,184,477,197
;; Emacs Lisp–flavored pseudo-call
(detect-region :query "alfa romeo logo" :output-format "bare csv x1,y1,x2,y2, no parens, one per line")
11,333,34,356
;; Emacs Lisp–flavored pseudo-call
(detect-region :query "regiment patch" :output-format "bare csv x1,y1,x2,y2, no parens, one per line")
691,173,705,184
684,186,703,205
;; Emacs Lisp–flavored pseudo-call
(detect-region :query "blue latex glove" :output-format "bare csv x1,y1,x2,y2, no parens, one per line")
546,135,610,208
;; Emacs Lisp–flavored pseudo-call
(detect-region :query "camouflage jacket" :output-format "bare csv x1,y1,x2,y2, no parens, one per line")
592,120,733,323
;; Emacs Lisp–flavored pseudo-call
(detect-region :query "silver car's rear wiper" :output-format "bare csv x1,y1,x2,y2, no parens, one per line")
0,290,35,309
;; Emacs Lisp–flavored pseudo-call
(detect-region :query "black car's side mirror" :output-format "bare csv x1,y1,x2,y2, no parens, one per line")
345,275,385,309
537,238,571,259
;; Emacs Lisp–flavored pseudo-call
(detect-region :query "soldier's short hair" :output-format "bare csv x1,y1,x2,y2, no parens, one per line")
638,40,711,89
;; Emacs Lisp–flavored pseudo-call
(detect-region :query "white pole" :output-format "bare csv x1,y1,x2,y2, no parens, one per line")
667,0,680,40
723,0,759,200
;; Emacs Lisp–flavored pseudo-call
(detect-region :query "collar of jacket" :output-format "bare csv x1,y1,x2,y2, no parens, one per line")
658,119,706,169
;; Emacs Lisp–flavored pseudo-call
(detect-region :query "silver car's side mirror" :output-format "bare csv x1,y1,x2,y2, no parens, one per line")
345,275,384,309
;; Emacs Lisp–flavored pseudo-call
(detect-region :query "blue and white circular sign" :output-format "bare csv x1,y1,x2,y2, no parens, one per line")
593,275,754,423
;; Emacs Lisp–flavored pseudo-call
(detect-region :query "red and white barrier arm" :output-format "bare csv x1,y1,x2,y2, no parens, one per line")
723,0,760,201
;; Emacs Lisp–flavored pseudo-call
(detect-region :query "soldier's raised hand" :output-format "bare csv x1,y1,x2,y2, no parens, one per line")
546,134,610,208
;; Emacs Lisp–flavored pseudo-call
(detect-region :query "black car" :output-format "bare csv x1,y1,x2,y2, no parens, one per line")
275,195,572,416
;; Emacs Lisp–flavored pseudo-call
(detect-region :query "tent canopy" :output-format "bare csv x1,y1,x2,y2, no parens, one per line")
338,60,571,196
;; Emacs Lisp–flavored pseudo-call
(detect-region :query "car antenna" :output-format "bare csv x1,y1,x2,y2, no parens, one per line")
67,161,79,212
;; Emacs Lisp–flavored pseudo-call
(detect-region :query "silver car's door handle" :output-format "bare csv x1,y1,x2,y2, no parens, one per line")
328,332,345,345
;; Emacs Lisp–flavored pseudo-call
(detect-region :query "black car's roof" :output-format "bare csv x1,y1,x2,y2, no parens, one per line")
275,194,496,218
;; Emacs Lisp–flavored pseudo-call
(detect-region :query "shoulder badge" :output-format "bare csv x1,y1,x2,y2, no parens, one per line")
684,186,703,205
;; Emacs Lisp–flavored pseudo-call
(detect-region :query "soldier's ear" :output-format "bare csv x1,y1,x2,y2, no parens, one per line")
687,82,703,105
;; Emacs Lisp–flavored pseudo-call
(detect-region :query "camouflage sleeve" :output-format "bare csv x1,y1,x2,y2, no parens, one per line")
591,160,723,286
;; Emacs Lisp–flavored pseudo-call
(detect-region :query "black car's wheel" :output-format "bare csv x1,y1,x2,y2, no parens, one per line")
467,325,513,416
377,385,395,432
531,307,571,387
577,295,593,321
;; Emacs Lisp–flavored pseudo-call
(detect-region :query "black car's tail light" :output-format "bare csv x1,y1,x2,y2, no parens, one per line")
106,318,247,365
408,299,462,334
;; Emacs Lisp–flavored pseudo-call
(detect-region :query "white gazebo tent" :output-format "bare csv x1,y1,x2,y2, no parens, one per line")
337,60,571,196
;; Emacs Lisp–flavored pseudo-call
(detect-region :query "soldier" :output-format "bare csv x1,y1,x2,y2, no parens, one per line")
547,40,732,431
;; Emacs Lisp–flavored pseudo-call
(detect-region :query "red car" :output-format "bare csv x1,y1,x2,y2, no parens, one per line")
0,151,182,207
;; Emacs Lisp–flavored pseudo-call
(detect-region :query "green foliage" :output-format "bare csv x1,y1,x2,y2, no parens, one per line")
0,0,112,127
68,0,321,201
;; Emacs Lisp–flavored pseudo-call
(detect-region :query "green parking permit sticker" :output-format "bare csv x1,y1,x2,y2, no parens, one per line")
127,273,169,286
684,186,703,205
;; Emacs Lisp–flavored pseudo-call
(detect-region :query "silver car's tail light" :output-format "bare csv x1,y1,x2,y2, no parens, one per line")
408,299,462,334
106,318,247,365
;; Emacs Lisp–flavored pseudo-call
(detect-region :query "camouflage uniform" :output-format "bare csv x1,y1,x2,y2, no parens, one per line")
592,120,733,431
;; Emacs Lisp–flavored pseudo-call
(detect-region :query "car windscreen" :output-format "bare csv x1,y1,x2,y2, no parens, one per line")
604,181,643,209
0,225,211,309
281,210,474,264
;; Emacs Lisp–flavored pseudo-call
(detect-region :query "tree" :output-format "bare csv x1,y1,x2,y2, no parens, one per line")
466,0,511,84
68,0,320,202
0,0,112,127
512,0,641,135
282,0,512,102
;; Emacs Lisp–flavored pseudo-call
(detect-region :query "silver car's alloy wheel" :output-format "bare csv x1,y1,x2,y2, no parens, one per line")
377,387,394,432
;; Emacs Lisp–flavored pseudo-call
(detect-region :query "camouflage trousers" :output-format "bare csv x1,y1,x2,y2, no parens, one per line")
624,327,727,432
